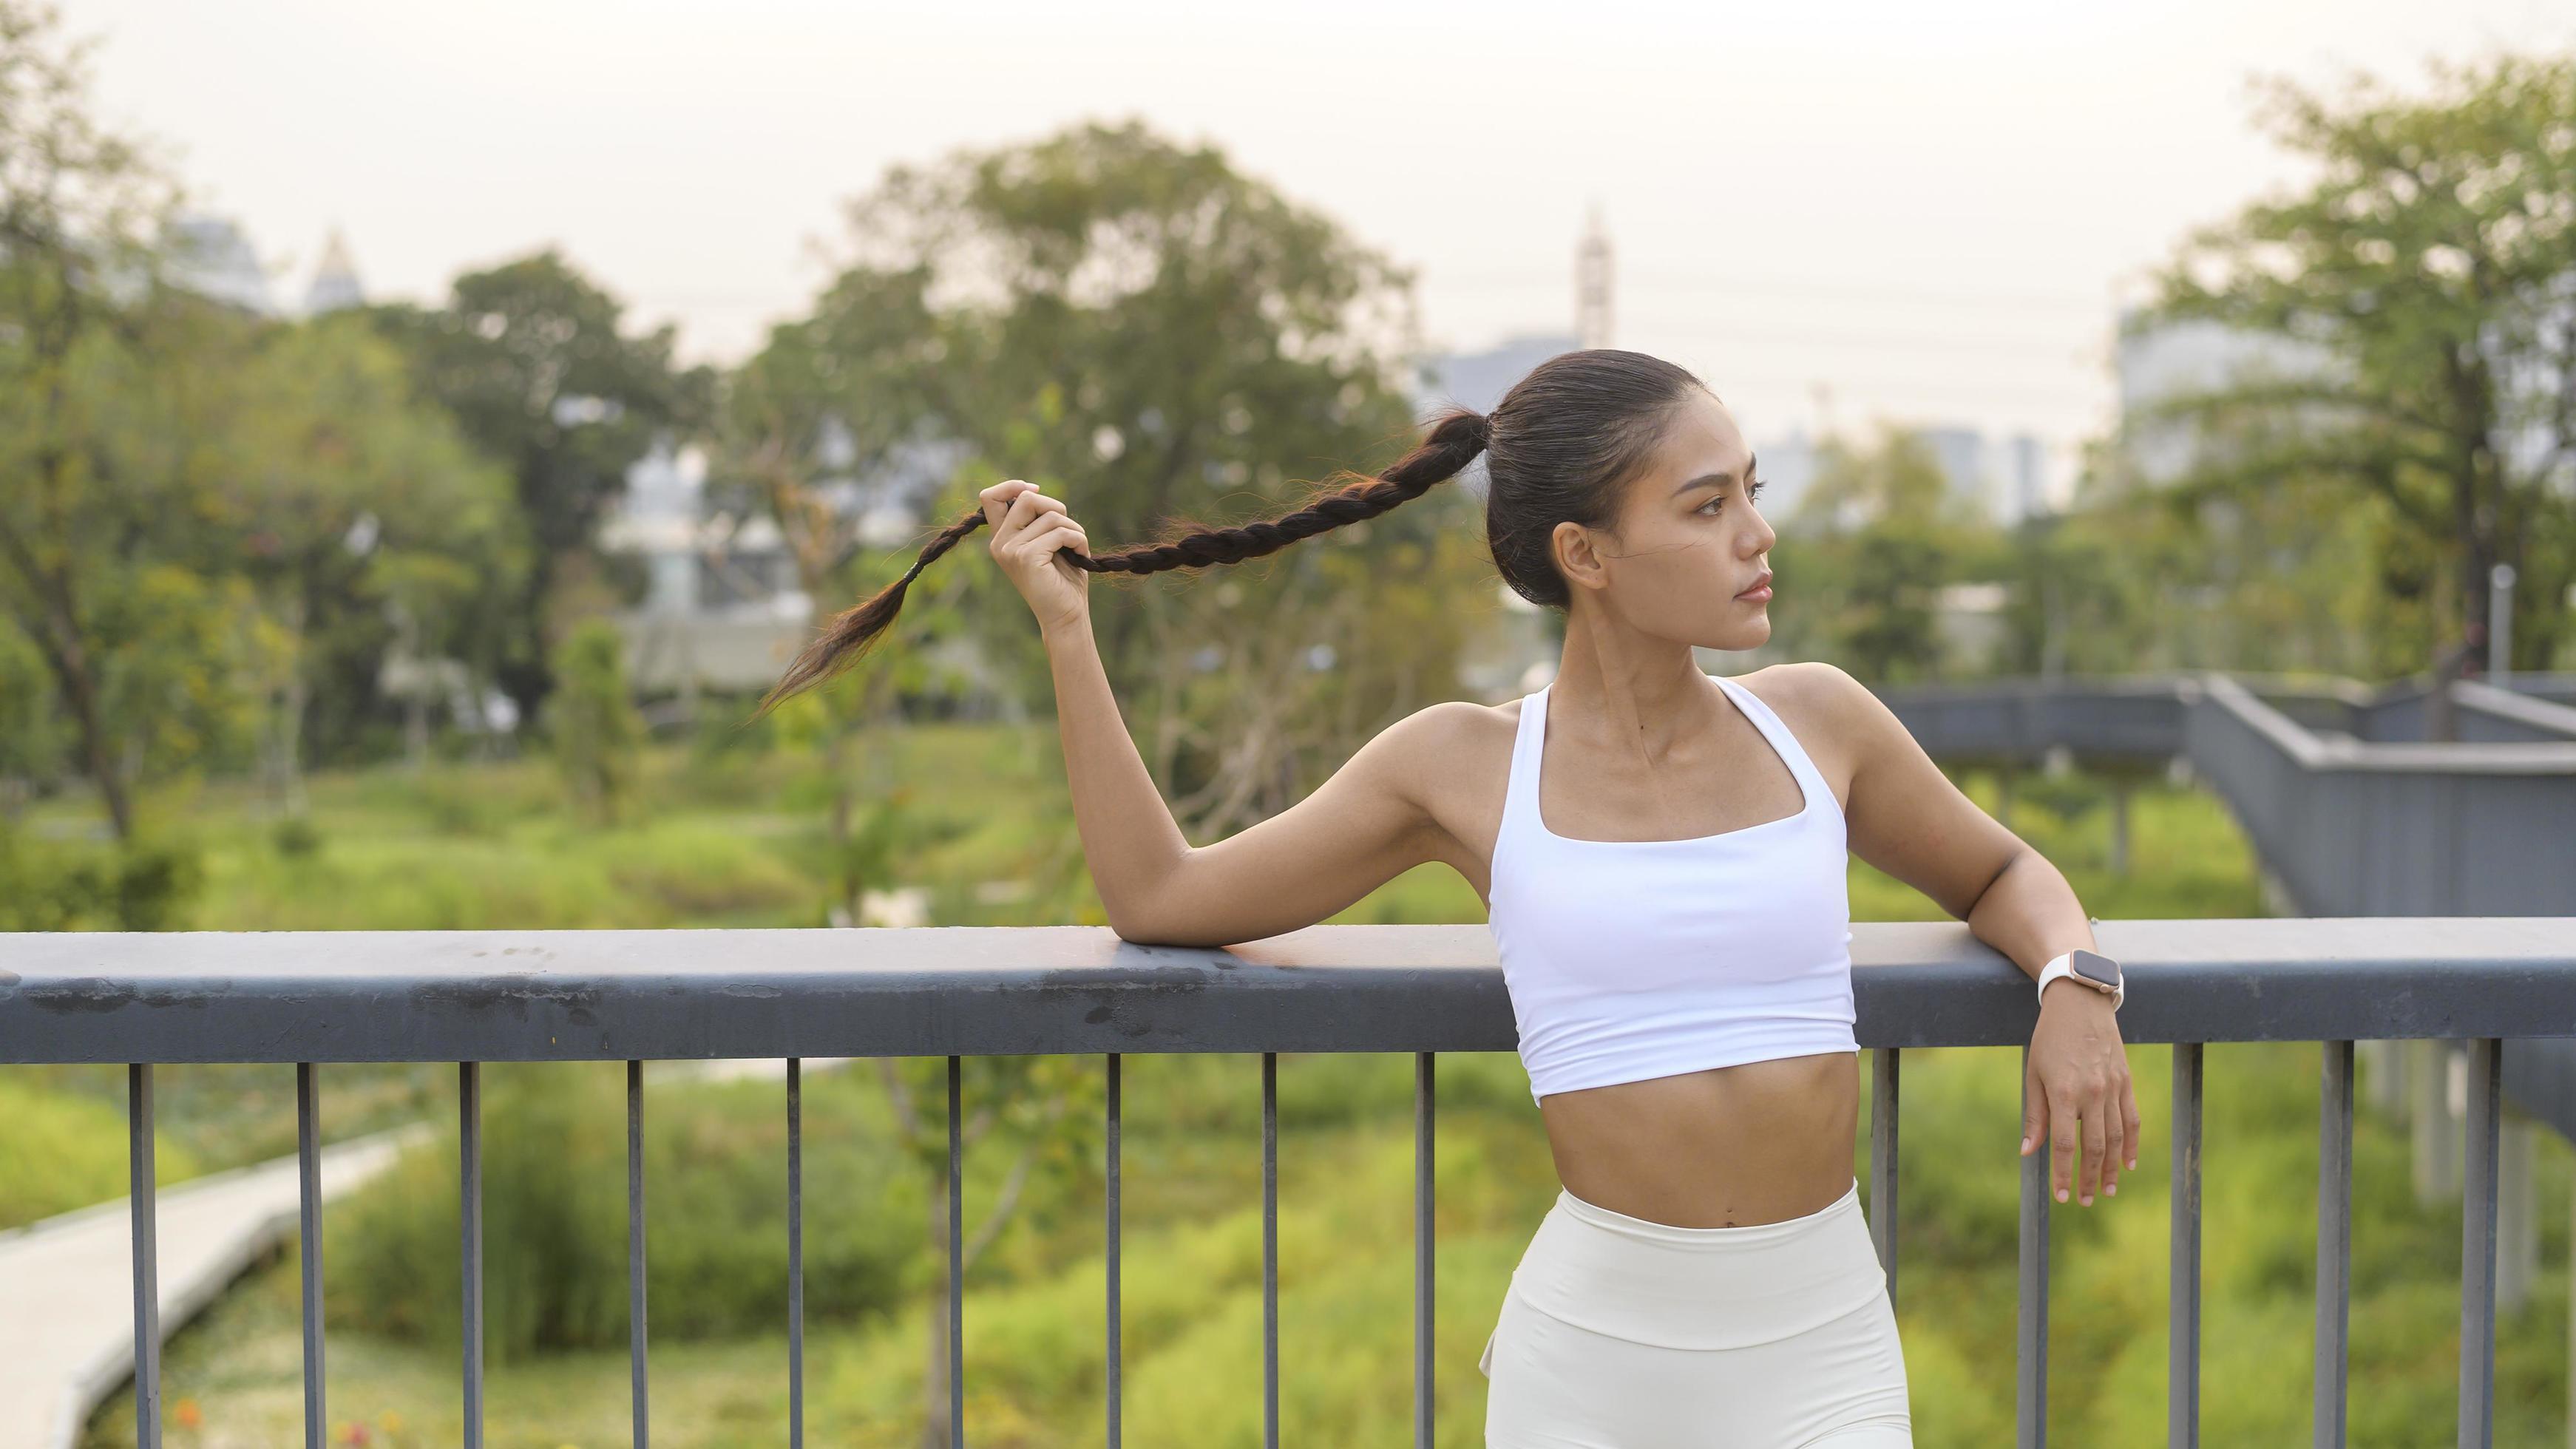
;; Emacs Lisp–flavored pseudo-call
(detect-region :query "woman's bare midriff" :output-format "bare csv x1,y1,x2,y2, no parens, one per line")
1537,1049,1861,1228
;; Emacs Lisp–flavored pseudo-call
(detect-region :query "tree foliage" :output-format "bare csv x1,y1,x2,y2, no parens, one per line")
543,617,645,826
1769,425,1990,683
362,251,714,724
2135,51,2576,677
786,118,1494,835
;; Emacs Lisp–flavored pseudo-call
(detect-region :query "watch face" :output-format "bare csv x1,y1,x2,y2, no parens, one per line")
2070,949,2121,988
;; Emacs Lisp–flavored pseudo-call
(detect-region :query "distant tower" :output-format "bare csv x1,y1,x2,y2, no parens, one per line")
164,213,275,315
302,228,364,315
1575,205,1613,350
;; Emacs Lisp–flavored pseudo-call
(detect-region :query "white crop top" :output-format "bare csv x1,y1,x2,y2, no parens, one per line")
1485,673,1860,1106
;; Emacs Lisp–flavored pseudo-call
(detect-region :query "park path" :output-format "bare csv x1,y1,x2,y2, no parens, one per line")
0,1123,424,1449
0,1059,850,1449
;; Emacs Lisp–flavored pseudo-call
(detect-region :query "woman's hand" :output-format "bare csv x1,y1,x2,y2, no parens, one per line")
2021,986,2141,1207
980,479,1092,634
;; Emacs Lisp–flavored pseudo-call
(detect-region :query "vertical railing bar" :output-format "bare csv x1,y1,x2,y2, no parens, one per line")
2172,1042,2203,1449
787,1058,804,1449
1106,1052,1122,1449
461,1060,484,1449
2459,1037,2502,1449
2019,1041,2049,1449
1263,1051,1279,1449
2314,1040,2351,1448
949,1053,964,1448
1414,1050,1434,1449
1869,1046,1900,1314
129,1062,161,1449
628,1059,648,1448
298,1062,325,1449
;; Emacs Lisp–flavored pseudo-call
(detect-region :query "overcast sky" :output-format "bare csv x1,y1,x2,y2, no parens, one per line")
62,0,2576,476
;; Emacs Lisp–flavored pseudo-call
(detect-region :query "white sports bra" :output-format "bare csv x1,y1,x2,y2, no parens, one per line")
1485,673,1860,1106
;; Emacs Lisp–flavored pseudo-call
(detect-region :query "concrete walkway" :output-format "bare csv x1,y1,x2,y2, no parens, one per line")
0,1062,850,1449
0,1125,423,1449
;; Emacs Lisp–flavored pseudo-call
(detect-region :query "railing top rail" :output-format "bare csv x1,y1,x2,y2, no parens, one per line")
4,918,2572,1065
2453,678,2576,740
2203,675,2576,773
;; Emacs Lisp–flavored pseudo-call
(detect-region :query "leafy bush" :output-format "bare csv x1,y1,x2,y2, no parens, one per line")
543,620,645,826
325,1063,925,1363
270,813,324,858
0,825,205,929
0,1076,202,1230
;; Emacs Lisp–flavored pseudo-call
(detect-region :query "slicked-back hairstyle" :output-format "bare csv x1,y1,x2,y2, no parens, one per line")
1482,348,1710,610
749,347,1707,719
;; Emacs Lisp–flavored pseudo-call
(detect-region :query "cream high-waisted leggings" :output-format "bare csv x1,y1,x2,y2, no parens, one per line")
1479,1175,1912,1448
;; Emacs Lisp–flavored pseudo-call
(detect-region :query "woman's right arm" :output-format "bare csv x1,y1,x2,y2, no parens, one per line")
982,480,1451,947
1042,615,1456,946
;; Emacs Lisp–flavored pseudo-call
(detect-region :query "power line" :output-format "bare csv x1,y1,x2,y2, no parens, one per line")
1434,268,2118,316
1650,319,2109,362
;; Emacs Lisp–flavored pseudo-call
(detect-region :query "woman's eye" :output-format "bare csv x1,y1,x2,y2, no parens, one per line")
1699,479,1763,515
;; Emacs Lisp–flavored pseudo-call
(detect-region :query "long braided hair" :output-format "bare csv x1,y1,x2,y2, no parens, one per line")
750,348,1706,719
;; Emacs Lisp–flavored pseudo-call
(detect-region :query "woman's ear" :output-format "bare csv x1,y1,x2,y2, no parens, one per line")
1553,520,1610,596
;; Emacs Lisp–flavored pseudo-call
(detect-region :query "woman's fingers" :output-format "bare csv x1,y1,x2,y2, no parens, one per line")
2101,1099,2123,1196
2031,1051,2141,1207
980,478,1037,530
2050,1084,2081,1203
2021,1062,2047,1160
2123,1076,2144,1173
997,488,1064,546
2100,1069,2126,1196
1017,518,1088,563
983,482,1071,554
2081,1089,2109,1204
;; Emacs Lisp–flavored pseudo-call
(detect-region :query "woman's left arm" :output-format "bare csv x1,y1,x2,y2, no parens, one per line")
1788,662,2143,1209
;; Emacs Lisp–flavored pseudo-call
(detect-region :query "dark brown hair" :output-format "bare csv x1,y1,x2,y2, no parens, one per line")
750,347,1709,719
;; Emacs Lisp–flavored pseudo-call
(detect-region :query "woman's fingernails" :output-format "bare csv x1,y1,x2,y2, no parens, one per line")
2056,1187,2068,1202
2106,1182,2117,1195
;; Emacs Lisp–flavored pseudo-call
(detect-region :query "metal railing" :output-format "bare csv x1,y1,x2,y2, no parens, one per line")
4,917,2574,1448
1877,671,2576,1145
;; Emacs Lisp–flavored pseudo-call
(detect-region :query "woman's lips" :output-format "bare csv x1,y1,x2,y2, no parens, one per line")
1736,573,1773,602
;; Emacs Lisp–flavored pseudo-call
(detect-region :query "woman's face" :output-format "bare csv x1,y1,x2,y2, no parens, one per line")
1555,388,1777,652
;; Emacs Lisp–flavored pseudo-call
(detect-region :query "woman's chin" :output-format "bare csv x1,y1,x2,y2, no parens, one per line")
1706,616,1771,652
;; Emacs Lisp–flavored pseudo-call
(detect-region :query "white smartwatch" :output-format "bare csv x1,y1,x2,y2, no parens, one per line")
2036,948,2123,1011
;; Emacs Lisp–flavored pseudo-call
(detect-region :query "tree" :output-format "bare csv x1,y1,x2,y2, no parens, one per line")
195,312,522,805
716,265,972,927
363,251,714,729
0,0,264,844
1771,424,1987,683
816,118,1491,834
544,618,645,827
2136,52,2576,703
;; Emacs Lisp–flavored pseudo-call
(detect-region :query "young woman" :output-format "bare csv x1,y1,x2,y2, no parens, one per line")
759,348,2143,1447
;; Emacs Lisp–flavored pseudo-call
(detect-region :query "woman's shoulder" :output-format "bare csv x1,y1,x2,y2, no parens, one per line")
1360,695,1524,859
1379,695,1521,784
1726,659,1853,714
1726,662,1872,801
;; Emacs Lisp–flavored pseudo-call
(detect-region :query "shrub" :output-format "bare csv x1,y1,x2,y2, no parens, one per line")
325,1063,924,1362
0,826,204,929
543,620,645,827
0,1076,203,1229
